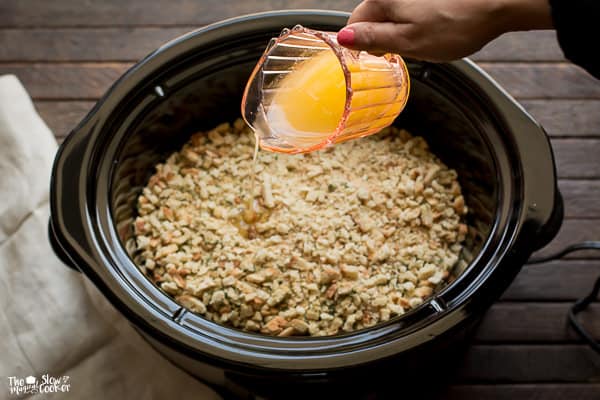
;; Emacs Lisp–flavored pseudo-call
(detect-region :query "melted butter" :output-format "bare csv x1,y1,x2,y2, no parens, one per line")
229,132,269,239
248,131,259,218
230,199,271,239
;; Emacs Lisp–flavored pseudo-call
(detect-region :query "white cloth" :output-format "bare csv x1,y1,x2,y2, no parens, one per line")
0,75,221,400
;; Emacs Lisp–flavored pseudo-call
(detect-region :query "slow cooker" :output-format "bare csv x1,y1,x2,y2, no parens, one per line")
48,10,564,399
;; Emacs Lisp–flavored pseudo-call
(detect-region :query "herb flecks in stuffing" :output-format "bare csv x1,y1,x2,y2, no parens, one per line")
131,120,468,336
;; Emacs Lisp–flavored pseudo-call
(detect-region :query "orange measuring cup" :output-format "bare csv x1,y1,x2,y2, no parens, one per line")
241,25,410,154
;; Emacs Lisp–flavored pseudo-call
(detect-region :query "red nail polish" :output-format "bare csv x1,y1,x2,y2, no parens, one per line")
337,28,355,46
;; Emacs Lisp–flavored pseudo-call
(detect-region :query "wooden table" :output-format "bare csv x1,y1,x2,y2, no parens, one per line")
2,1,599,398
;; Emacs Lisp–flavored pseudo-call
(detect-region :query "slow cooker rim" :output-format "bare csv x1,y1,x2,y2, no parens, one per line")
50,10,560,371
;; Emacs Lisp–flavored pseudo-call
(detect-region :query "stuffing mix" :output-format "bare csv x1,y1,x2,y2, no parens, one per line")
132,119,468,336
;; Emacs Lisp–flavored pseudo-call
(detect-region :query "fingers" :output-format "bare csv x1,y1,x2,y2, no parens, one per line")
337,22,413,56
348,0,410,25
347,0,389,25
339,1,414,55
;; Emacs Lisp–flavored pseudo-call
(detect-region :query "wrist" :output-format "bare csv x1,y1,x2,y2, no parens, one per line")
493,0,554,32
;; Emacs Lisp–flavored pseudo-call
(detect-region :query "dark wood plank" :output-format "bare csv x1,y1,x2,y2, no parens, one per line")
478,63,600,99
474,303,600,342
560,180,600,218
0,64,130,99
552,139,600,179
472,31,564,62
521,100,600,137
457,345,600,382
34,101,95,138
4,63,600,100
0,29,566,62
535,219,600,259
0,28,193,62
444,384,600,400
0,0,356,27
502,260,600,300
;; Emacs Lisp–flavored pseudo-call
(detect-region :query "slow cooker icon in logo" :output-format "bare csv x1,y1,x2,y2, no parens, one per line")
24,376,36,385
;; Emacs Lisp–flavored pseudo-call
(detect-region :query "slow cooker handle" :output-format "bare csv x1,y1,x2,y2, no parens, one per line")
512,120,563,252
532,189,564,251
48,219,80,272
457,60,563,252
49,106,99,274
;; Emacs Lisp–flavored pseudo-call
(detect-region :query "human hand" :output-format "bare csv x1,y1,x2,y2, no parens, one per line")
337,0,553,62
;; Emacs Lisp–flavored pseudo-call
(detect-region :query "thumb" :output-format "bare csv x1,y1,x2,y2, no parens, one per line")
337,22,411,55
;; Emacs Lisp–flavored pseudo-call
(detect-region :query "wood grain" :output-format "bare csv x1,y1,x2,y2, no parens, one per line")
34,101,94,137
472,31,564,62
456,345,600,382
0,64,130,99
0,0,356,27
3,62,600,100
552,139,600,179
502,260,600,300
478,63,600,99
444,384,600,400
535,219,600,259
474,303,600,342
521,100,600,137
0,29,564,62
560,180,600,217
0,28,193,62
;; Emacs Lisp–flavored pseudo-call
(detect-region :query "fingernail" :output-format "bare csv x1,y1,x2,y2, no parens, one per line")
337,27,355,46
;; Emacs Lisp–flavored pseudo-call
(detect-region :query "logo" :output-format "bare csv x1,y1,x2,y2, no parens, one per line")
7,374,70,396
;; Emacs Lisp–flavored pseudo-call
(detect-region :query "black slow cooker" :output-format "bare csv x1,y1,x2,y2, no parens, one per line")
49,10,563,399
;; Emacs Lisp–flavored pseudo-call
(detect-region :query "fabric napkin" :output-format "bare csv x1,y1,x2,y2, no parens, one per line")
0,74,221,400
